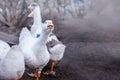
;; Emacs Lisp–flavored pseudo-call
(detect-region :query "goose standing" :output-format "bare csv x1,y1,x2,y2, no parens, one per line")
44,33,66,76
0,40,25,80
28,2,66,76
19,20,54,80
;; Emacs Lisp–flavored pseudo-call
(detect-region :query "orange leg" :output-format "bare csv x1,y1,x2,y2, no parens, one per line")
35,69,41,80
50,61,55,73
43,61,56,76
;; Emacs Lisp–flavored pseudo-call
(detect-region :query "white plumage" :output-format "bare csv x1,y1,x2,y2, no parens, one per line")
28,2,42,37
47,34,66,61
43,33,66,76
49,42,66,61
0,41,25,80
19,20,54,80
47,33,59,42
0,40,10,62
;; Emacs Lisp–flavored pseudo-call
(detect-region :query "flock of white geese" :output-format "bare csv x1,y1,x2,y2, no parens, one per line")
0,2,66,80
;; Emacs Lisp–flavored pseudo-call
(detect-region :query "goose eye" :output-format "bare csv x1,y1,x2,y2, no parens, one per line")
36,34,40,38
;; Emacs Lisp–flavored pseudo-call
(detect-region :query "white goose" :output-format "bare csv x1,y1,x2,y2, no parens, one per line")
19,20,54,80
44,33,66,76
0,40,25,80
28,2,66,76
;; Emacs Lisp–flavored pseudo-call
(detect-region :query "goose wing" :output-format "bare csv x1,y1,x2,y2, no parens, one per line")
47,33,59,43
49,43,66,60
19,27,32,42
19,27,36,50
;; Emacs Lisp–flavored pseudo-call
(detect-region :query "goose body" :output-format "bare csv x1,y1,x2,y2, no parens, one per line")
0,40,25,80
19,27,50,69
43,33,66,76
49,43,66,61
19,20,54,80
47,33,66,61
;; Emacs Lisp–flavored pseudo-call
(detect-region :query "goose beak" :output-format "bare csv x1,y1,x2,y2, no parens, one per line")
48,23,54,29
28,11,34,17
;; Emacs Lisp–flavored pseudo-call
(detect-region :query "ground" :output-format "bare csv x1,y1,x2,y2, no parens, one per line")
21,42,120,80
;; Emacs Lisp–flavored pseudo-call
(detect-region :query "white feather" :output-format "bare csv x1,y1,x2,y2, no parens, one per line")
0,40,10,62
19,27,37,60
30,5,42,37
47,33,59,42
49,44,66,61
18,20,52,70
0,42,25,79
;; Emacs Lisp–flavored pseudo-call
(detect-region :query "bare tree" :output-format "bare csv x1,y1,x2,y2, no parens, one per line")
0,0,29,29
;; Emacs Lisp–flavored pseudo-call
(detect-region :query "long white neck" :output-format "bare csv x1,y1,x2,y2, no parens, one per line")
36,31,51,46
33,6,42,26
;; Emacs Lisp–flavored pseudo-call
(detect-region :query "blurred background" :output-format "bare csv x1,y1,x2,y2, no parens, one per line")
0,0,120,44
0,0,120,80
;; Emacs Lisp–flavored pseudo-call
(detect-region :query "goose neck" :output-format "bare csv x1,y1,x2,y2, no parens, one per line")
37,31,50,45
33,7,42,25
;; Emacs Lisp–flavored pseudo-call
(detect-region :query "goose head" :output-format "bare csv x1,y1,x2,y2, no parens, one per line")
28,2,39,17
42,20,54,33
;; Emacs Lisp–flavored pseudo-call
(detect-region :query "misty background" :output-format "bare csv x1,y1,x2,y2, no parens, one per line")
0,0,120,43
0,0,120,80
27,0,120,43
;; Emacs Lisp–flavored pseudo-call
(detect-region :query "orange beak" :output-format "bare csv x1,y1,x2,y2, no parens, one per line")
48,23,54,29
28,11,34,17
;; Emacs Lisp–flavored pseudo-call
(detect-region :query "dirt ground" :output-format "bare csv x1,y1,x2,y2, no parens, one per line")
21,19,120,80
21,42,120,80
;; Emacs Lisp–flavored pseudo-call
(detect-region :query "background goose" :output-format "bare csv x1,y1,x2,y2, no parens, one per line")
44,33,66,76
28,2,66,76
0,40,25,80
19,20,54,80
